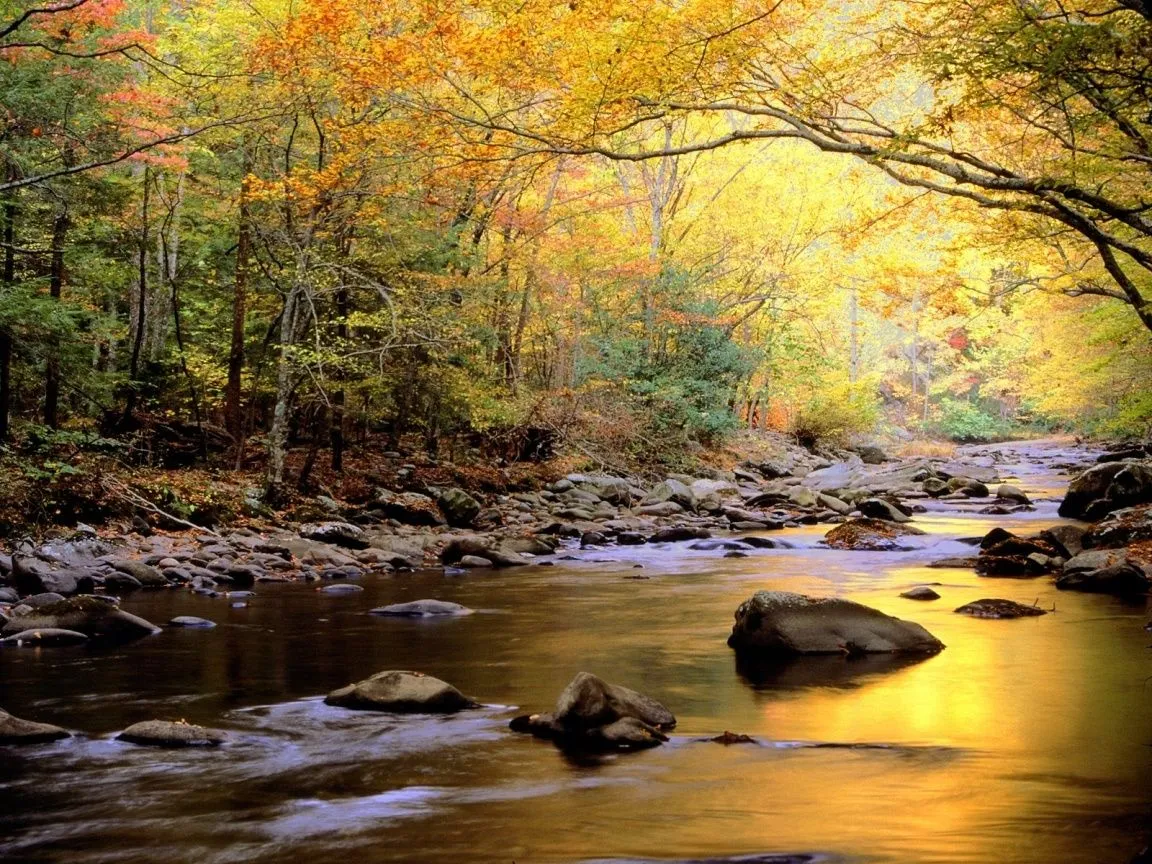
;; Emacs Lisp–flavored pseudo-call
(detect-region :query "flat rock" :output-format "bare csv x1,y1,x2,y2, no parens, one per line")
324,670,477,713
318,583,364,594
117,720,227,747
955,599,1047,619
371,600,473,617
900,587,941,601
0,707,71,745
0,627,89,646
1056,562,1150,595
1,596,160,644
168,616,216,628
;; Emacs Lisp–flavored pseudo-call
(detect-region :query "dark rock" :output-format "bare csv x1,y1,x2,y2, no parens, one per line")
856,445,888,465
900,586,940,601
441,537,490,564
371,600,473,617
21,592,66,608
979,527,1016,550
823,518,925,551
954,599,1047,619
1059,461,1152,519
110,560,168,588
858,498,911,523
922,477,949,497
727,591,944,655
0,707,70,745
1040,525,1086,559
689,540,751,551
436,487,483,528
926,557,977,569
0,628,89,646
650,527,711,543
616,532,647,545
1097,446,1149,463
1,596,160,643
168,616,216,628
318,583,363,594
324,670,478,713
117,720,227,747
227,564,263,588
104,572,143,592
375,490,446,526
739,536,779,549
1056,562,1150,595
996,484,1031,505
11,555,94,597
708,731,758,745
580,531,607,547
299,521,369,549
457,555,493,568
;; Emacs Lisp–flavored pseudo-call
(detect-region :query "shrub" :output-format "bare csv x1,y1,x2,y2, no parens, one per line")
932,397,1015,443
789,383,880,448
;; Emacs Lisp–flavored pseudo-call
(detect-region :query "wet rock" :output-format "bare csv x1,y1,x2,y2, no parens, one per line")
689,540,752,552
727,591,944,655
0,628,89,646
21,592,66,608
948,477,990,497
926,557,977,569
511,672,675,751
707,731,758,745
858,498,911,523
441,537,489,564
900,587,941,601
104,572,142,592
299,521,369,549
372,599,473,617
580,531,608,547
168,616,216,628
823,518,925,551
227,564,264,588
0,596,160,643
954,599,1047,619
435,487,483,528
996,484,1031,505
374,490,446,527
1056,562,1150,595
457,555,494,568
922,477,949,497
1040,525,1086,559
318,583,363,594
117,720,227,747
110,560,168,588
1059,461,1152,520
0,707,70,745
979,527,1016,550
739,536,779,549
817,493,852,515
485,548,531,567
650,527,711,543
10,555,94,597
324,670,478,713
616,532,647,546
637,501,685,517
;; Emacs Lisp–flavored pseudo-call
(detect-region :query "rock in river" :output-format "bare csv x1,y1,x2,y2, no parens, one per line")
510,671,675,751
1056,562,1150,596
900,586,941,601
824,518,925,551
168,616,217,628
324,670,478,713
954,599,1047,619
0,628,89,646
371,600,474,617
117,720,227,747
0,596,160,644
0,708,71,745
727,591,944,656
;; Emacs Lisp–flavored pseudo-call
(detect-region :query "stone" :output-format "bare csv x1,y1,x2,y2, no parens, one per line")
858,498,911,523
436,487,483,527
0,708,70,745
0,596,160,644
922,477,949,497
650,527,711,543
642,479,697,512
371,600,473,617
576,474,633,506
926,557,978,569
0,628,89,646
787,486,818,508
1040,525,1087,559
636,501,684,517
168,616,216,628
10,555,94,597
823,518,925,551
117,720,227,747
110,560,168,588
979,527,1016,550
954,599,1047,619
457,555,494,568
996,484,1031,505
727,591,944,655
299,521,369,549
324,670,478,713
375,490,446,526
817,493,852,515
1059,461,1152,519
1056,562,1150,595
553,671,676,730
900,586,941,601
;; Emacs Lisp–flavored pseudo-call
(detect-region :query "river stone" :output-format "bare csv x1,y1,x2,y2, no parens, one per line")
110,560,168,588
371,600,473,617
650,527,711,543
0,596,161,643
996,484,1031,505
441,537,490,564
318,583,363,594
553,672,676,730
0,708,70,745
927,557,978,569
728,591,944,655
375,490,446,527
457,555,494,568
485,549,531,568
436,487,482,527
1058,461,1149,519
299,521,369,549
168,616,216,628
955,599,1047,619
0,628,89,646
823,518,925,551
117,720,227,747
10,555,94,597
858,498,911,523
642,479,696,512
21,592,66,608
577,474,633,506
900,586,941,601
637,501,684,517
324,670,478,713
1063,549,1130,575
817,493,852,515
922,477,949,496
1056,562,1150,595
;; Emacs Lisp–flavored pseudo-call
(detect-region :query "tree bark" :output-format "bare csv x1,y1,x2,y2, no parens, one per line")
43,206,69,428
123,166,149,425
226,155,251,454
0,178,14,442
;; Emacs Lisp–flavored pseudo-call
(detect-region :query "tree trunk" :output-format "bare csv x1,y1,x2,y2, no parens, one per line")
265,281,302,502
123,166,150,425
0,181,14,442
43,207,69,428
330,283,348,472
226,157,251,456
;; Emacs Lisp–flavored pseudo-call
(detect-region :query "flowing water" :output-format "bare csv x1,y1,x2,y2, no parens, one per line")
1,440,1149,863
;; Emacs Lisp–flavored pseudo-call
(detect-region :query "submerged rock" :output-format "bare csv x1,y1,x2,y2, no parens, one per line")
168,616,216,628
0,708,71,745
371,600,473,617
900,586,941,601
954,599,1047,619
0,596,160,644
324,670,478,713
117,720,227,747
0,628,88,646
727,591,944,656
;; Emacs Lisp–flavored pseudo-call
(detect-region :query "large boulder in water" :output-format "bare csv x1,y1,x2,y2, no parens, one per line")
0,596,160,643
1056,562,1149,596
10,555,96,597
0,708,70,745
510,672,675,751
727,591,944,656
117,720,227,747
1058,461,1152,520
324,670,478,713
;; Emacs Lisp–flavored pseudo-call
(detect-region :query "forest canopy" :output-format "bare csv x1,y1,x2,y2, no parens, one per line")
0,0,1149,502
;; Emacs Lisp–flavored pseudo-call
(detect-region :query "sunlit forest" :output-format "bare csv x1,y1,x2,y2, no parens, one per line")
0,0,1149,509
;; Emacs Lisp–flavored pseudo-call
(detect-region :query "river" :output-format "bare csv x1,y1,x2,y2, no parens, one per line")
1,440,1149,863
